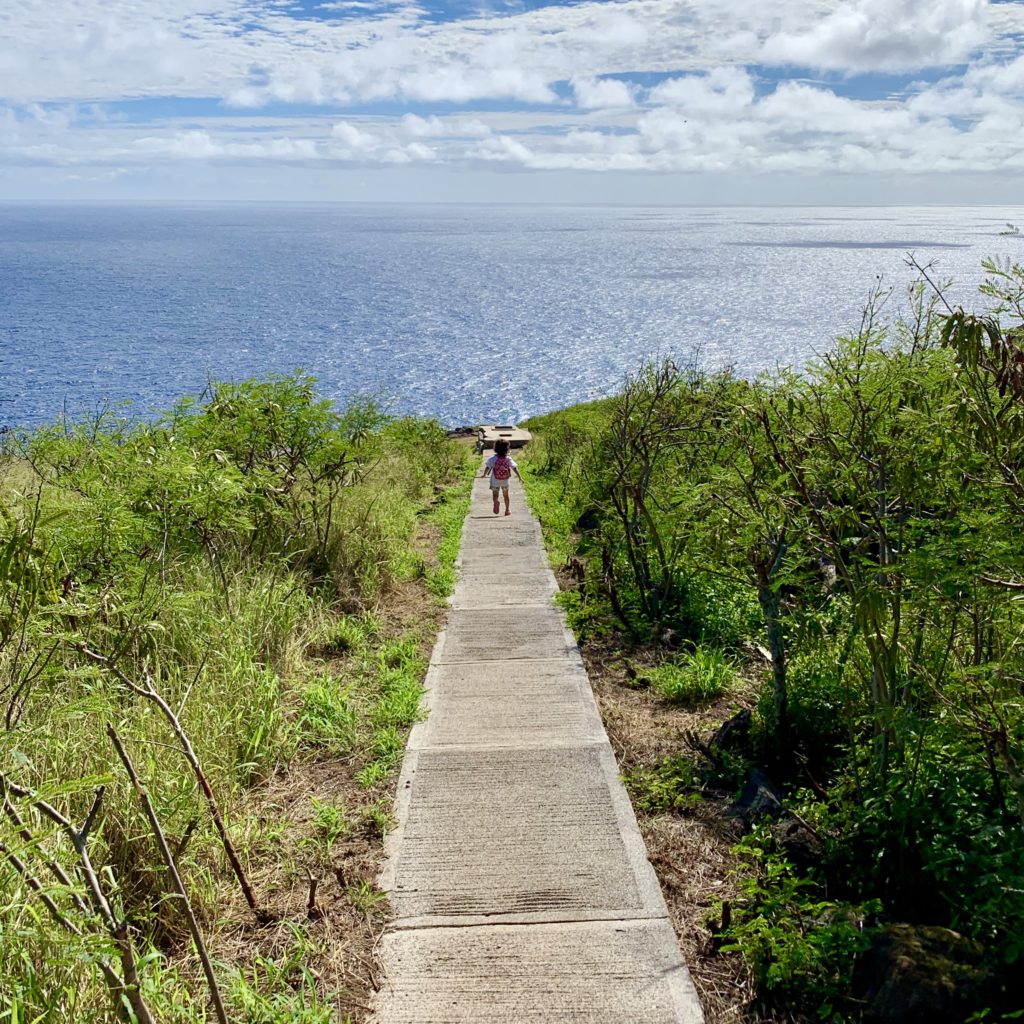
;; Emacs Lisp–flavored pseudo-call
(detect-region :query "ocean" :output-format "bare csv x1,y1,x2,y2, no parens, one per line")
1,203,1021,429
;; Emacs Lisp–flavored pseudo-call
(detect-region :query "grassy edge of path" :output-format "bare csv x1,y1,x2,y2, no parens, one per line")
0,380,475,1023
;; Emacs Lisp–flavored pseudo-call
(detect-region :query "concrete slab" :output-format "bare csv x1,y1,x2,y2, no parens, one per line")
470,479,527,509
373,461,705,1024
410,660,605,749
460,520,542,550
383,745,670,926
373,918,704,1024
458,547,552,575
450,571,555,608
477,424,532,449
437,607,573,663
468,502,534,523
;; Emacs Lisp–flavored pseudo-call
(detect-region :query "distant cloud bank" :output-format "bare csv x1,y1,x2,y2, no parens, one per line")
1,0,1023,201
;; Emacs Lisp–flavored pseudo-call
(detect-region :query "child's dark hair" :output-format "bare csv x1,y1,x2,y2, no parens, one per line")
494,440,510,457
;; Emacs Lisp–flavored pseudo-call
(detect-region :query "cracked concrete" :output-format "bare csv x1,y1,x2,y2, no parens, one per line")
372,472,704,1023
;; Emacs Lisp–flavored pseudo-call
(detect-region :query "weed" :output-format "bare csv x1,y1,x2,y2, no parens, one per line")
359,799,396,839
370,727,404,765
309,798,353,848
226,955,337,1024
646,646,736,704
297,675,359,754
346,881,389,920
319,616,372,656
626,755,703,815
354,760,391,789
421,465,474,601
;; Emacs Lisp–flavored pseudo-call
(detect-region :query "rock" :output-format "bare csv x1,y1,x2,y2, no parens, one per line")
709,709,752,758
856,923,993,1024
729,767,785,825
659,628,681,650
770,818,822,870
564,556,586,586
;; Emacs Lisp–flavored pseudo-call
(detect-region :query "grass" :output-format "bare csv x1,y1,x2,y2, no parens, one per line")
644,646,737,704
626,754,703,815
0,377,475,1023
517,453,583,568
308,797,355,850
422,460,476,600
345,880,390,920
298,673,361,754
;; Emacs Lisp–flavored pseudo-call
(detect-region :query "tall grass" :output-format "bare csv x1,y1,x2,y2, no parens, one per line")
0,374,470,1021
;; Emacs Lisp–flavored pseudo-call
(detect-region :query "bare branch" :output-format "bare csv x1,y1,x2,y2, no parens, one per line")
107,725,229,1024
76,643,263,919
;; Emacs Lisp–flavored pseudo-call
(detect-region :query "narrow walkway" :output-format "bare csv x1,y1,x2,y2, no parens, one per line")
373,469,704,1023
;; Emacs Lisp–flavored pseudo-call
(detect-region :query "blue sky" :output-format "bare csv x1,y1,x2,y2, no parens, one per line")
2,0,1024,203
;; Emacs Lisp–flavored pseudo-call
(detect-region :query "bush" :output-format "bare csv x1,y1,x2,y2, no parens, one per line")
722,835,879,1022
0,374,469,1022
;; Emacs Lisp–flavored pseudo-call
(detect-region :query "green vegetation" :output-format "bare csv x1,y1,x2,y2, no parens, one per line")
0,374,471,1022
643,646,737,704
523,262,1024,1021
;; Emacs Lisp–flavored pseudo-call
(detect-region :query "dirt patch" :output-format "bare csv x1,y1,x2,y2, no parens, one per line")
213,760,387,1017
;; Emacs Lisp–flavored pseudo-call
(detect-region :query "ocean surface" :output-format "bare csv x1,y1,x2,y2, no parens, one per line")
1,203,1022,429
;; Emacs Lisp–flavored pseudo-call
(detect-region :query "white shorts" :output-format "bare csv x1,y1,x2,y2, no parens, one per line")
489,478,510,491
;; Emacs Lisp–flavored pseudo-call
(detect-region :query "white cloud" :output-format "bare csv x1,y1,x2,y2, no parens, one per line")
760,0,990,72
400,113,491,137
470,133,535,164
648,67,755,114
3,0,1024,200
331,121,377,149
571,76,634,109
0,0,1014,116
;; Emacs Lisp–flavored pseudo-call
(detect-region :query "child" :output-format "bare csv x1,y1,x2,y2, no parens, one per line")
481,439,522,516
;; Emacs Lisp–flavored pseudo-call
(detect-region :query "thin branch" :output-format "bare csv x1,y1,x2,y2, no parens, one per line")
107,725,229,1024
76,644,262,919
0,771,156,1024
0,838,82,934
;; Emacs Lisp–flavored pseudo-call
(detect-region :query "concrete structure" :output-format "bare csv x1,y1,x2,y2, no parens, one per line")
476,424,532,450
373,471,704,1023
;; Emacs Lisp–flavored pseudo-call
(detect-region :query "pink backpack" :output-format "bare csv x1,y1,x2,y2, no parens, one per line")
492,456,511,481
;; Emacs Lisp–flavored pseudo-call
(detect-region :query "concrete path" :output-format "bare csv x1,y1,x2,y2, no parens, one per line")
372,470,704,1023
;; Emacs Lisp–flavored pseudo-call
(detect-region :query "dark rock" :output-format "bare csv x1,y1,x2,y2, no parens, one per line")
819,554,838,592
445,425,478,437
770,818,823,870
856,923,993,1024
709,709,752,758
660,628,681,650
729,767,785,825
575,507,601,531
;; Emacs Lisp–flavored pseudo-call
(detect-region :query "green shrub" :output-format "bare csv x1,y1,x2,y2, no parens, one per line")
722,835,879,1022
681,573,761,650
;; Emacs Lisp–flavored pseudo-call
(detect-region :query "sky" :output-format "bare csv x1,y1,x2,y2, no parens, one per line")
2,0,1024,203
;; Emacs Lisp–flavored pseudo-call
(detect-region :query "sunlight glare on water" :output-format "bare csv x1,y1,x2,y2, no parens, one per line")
0,203,1021,427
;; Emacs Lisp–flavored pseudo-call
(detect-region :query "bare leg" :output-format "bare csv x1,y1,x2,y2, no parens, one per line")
492,488,500,514
503,486,511,515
